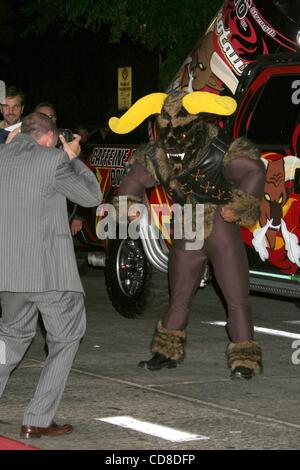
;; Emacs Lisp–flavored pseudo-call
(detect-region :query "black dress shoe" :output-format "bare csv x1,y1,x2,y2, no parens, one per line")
138,352,177,371
231,366,254,380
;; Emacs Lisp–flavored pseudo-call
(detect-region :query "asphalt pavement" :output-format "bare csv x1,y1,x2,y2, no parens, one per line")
0,254,300,451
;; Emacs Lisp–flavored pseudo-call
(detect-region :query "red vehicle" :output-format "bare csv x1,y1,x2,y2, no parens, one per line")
84,0,300,317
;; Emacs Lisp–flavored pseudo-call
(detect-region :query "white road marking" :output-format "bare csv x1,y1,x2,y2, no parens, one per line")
27,357,300,431
202,321,300,339
96,416,209,442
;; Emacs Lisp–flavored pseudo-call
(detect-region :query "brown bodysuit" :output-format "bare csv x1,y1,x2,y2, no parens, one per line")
119,152,265,342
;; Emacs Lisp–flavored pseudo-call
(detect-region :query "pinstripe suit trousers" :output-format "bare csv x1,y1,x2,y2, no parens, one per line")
0,291,86,427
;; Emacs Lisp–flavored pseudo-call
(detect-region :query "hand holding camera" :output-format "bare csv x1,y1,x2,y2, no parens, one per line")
58,129,81,160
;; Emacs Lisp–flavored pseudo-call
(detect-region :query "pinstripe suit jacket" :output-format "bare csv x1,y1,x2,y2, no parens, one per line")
0,133,102,293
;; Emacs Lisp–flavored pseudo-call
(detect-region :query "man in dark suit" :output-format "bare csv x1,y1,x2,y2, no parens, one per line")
0,112,102,438
0,128,8,143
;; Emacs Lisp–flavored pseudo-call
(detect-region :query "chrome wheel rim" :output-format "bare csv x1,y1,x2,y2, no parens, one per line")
116,239,146,297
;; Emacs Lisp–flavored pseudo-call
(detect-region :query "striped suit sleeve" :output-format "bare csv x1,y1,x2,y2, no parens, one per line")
54,153,102,207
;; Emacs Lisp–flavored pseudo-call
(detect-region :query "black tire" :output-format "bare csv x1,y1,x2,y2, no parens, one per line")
105,237,153,318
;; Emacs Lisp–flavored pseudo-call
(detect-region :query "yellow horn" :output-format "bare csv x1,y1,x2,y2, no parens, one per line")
108,92,168,134
182,91,237,116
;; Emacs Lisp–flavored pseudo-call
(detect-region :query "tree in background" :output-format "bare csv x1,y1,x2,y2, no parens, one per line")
21,0,223,88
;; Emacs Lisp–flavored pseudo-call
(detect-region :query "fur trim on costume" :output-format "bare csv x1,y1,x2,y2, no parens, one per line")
226,189,261,227
223,137,261,167
157,91,198,133
130,143,159,183
227,341,262,373
152,320,186,361
183,196,216,240
203,203,216,239
154,146,174,186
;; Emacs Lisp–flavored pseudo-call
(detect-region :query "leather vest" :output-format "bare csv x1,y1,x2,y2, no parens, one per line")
174,137,233,204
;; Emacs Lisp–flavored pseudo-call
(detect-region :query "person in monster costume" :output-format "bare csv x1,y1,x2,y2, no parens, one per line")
109,90,266,379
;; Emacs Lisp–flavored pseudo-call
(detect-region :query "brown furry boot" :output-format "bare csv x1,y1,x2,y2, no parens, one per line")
227,341,262,380
138,321,186,371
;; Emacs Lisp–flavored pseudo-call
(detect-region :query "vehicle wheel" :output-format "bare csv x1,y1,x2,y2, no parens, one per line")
105,237,153,318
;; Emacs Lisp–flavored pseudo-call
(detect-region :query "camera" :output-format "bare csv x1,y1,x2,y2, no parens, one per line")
57,128,74,143
56,128,74,149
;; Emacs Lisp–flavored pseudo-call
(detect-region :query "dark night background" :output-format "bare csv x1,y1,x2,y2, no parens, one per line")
0,1,159,142
0,0,225,142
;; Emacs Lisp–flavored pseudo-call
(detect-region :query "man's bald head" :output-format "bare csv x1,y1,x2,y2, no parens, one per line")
21,112,57,147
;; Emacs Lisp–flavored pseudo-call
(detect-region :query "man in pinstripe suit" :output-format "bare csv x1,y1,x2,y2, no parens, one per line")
0,112,102,438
